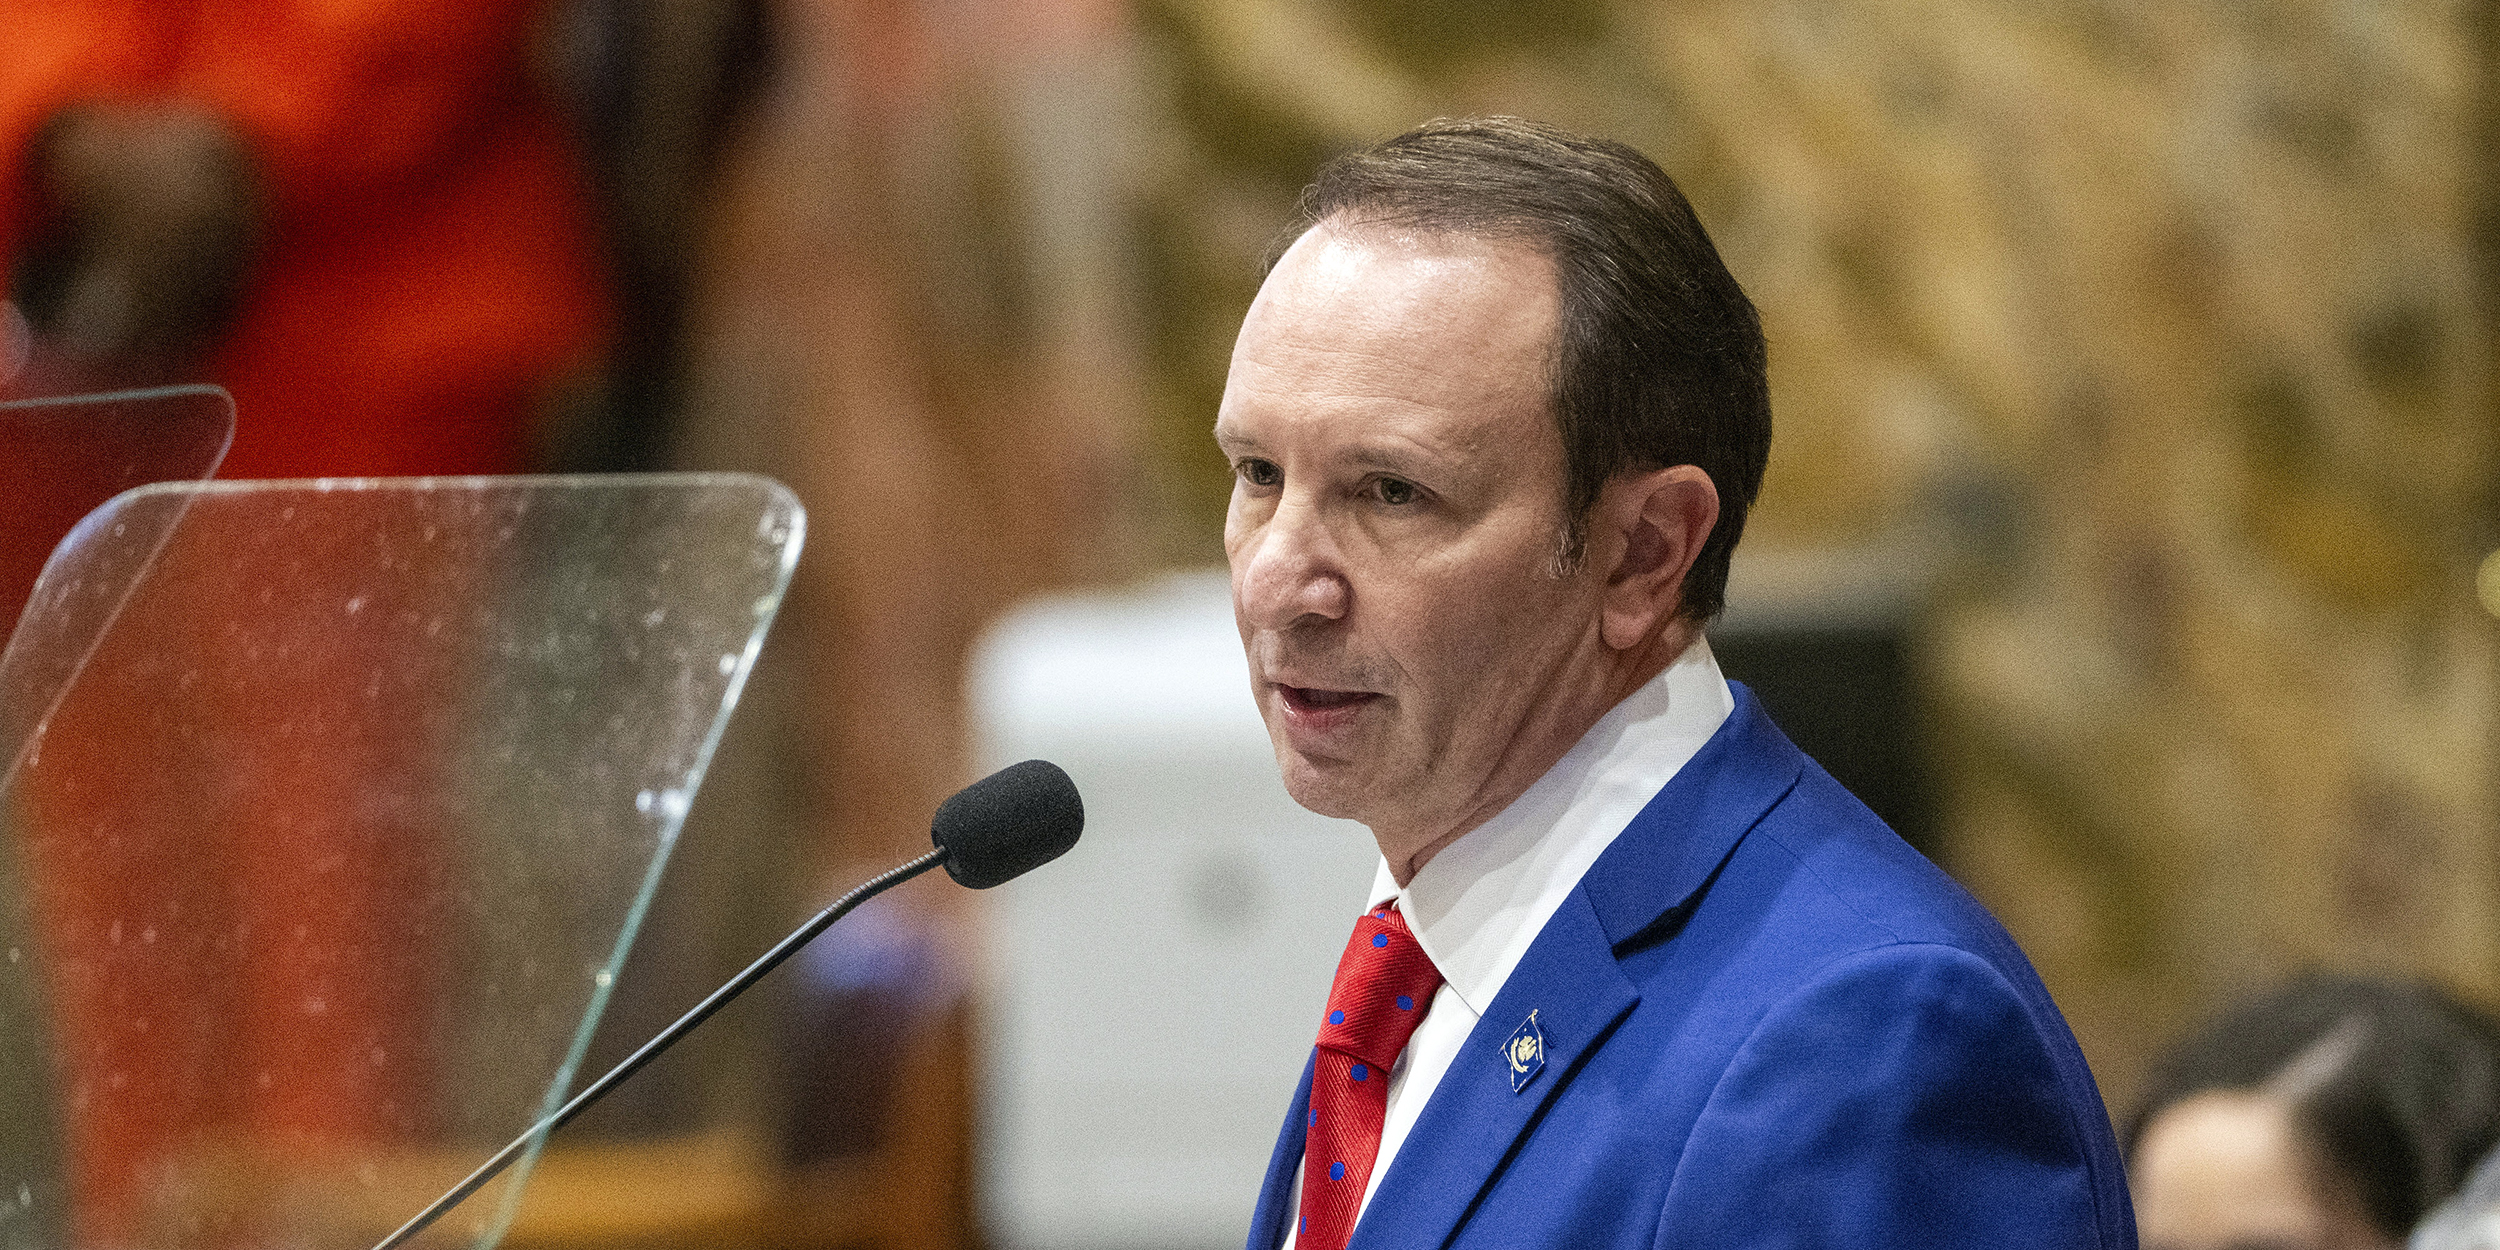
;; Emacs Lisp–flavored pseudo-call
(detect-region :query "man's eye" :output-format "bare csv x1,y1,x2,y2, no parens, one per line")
1375,478,1417,506
1238,459,1281,487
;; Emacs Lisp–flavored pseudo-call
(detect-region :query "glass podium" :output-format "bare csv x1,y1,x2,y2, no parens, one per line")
0,387,234,640
0,387,235,774
0,468,804,1249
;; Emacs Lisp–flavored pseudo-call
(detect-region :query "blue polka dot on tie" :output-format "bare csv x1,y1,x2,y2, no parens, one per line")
1372,933,1388,948
1328,1009,1344,1025
1351,1063,1369,1082
1300,1217,1308,1233
1396,995,1413,1011
1330,1161,1346,1181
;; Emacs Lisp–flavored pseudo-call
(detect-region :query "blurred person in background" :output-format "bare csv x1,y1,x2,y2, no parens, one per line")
2128,974,2500,1250
0,0,606,476
0,1,606,1242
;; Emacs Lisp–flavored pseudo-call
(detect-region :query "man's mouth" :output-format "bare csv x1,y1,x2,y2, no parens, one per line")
1279,685,1380,714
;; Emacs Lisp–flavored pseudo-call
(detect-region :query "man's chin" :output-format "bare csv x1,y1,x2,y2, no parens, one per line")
1272,748,1374,823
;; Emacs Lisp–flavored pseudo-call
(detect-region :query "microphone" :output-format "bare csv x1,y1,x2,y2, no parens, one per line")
933,757,1083,888
370,759,1083,1250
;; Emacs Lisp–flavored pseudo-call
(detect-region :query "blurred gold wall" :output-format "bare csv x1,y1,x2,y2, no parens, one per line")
1120,0,2500,1112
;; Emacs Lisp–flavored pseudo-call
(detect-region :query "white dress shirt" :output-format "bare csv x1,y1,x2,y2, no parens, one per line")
1278,637,1734,1247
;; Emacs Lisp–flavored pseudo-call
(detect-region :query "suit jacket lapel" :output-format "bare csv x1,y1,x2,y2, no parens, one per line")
1247,1052,1317,1250
1343,683,1806,1250
1350,889,1636,1250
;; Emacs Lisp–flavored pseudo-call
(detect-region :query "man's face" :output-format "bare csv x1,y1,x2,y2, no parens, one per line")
1216,222,1622,865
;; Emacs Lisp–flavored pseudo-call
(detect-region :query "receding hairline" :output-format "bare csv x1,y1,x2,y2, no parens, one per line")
1268,203,1569,278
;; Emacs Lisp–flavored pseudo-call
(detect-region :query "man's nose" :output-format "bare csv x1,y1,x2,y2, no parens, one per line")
1234,496,1349,630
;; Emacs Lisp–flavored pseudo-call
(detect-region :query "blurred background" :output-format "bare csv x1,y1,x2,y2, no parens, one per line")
3,0,2496,1246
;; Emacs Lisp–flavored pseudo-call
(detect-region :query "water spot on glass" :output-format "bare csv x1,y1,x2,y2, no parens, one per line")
139,926,155,944
593,969,613,988
358,1162,378,1187
256,1070,272,1088
107,1071,126,1089
370,1047,387,1067
345,595,366,615
108,920,122,945
635,789,656,814
643,608,666,627
656,789,690,821
17,1181,28,1205
303,996,329,1016
6,947,18,963
717,653,738,675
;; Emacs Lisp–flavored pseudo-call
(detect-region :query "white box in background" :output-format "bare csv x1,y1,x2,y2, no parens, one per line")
970,571,1378,1250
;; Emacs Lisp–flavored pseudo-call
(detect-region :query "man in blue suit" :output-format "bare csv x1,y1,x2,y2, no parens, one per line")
1213,117,2136,1250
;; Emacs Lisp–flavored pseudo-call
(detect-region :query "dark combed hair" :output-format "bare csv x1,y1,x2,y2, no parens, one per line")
1290,116,1771,621
2125,974,2500,1240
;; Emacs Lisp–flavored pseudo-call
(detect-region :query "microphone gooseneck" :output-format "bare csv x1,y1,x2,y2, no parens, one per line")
370,760,1084,1250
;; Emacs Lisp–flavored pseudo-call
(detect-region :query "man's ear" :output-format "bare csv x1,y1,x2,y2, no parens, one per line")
1598,465,1719,652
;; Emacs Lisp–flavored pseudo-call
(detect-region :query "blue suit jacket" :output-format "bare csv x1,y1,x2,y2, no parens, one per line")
1247,684,2135,1250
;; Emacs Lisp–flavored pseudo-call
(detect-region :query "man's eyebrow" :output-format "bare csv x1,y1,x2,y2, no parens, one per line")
1209,427,1457,477
1211,424,1260,454
1340,442,1449,478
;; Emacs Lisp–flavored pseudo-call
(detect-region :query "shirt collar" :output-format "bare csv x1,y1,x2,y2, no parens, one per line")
1366,636,1734,1014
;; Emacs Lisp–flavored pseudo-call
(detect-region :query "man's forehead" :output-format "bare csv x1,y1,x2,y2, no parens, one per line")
1237,223,1557,385
1218,223,1560,470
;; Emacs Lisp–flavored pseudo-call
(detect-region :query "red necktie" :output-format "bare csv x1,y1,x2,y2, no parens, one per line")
1299,903,1442,1250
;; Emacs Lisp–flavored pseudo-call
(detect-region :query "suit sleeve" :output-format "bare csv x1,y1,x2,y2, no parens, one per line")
1654,942,2123,1250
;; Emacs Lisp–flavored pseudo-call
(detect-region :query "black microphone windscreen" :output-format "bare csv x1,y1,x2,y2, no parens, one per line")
931,759,1083,889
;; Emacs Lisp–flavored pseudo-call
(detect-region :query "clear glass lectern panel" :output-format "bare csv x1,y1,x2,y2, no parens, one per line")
0,388,235,785
0,474,803,1250
0,386,234,637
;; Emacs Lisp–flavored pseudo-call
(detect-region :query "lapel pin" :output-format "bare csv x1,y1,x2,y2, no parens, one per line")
1503,1009,1545,1093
